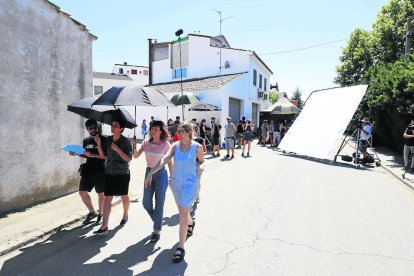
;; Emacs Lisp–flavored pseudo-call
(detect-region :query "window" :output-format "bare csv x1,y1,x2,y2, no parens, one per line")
131,69,137,74
94,86,103,95
253,70,257,86
259,74,262,89
119,68,123,74
264,78,267,91
143,70,148,76
173,68,187,79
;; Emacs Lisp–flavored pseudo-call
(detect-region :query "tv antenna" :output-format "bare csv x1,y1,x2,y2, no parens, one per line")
211,9,233,36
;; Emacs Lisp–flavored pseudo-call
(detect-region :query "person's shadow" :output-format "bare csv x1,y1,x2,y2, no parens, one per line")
0,223,122,275
138,243,188,276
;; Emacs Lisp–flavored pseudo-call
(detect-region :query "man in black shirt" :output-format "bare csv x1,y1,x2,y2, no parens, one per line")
71,119,106,224
403,119,414,171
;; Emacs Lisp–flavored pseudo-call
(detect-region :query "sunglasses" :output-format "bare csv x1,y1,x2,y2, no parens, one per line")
87,126,97,131
177,129,187,134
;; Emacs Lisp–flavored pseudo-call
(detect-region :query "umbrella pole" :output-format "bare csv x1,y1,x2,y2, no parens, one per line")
134,106,136,139
166,106,169,122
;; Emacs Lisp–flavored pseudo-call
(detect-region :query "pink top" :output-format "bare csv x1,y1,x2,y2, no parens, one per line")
141,139,171,168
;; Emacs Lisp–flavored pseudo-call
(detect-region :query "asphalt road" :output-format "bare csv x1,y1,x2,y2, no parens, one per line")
1,145,414,275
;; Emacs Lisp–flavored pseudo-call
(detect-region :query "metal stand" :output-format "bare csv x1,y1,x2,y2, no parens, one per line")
335,127,381,168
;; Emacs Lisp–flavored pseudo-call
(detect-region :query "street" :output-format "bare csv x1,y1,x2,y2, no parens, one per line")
2,145,414,275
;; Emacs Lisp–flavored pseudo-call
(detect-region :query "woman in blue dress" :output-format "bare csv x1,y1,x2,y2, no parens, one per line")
144,123,205,263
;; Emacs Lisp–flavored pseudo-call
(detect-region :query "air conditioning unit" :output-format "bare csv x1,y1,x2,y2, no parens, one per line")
258,91,264,99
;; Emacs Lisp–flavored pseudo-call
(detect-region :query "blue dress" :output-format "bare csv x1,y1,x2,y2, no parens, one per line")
170,141,199,208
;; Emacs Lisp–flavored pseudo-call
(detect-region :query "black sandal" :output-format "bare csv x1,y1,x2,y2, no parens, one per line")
172,247,185,263
187,221,196,238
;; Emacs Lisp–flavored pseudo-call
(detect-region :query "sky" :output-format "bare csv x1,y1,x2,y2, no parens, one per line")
52,0,389,99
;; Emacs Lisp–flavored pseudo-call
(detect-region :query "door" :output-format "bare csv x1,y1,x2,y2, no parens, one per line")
252,103,258,128
228,98,241,123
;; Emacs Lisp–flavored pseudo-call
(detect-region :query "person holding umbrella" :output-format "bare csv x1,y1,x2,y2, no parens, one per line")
93,119,133,236
70,119,106,225
144,123,205,263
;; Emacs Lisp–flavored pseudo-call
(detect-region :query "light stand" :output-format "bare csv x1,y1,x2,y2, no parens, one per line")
175,29,184,121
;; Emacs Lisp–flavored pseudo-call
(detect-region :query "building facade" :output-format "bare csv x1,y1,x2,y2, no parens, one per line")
149,33,273,129
0,0,96,213
92,72,134,96
112,62,149,86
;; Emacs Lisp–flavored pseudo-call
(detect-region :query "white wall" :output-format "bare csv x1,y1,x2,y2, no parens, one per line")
93,77,134,96
112,64,149,85
0,0,95,213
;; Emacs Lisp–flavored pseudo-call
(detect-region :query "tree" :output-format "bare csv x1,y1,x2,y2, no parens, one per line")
269,91,279,104
291,87,303,109
334,28,373,86
334,0,414,151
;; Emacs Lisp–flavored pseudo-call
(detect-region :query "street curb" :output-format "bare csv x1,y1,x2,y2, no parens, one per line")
380,165,414,193
0,194,139,257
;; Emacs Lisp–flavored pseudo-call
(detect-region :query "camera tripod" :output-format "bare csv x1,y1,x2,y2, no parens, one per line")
335,126,381,168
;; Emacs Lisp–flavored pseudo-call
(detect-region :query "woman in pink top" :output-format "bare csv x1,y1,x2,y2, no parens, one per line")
132,120,172,243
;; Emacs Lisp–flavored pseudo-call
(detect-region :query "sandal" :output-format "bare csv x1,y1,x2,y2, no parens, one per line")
187,221,196,239
172,247,185,263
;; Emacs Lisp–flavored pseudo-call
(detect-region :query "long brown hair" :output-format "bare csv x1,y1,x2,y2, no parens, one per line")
149,120,170,142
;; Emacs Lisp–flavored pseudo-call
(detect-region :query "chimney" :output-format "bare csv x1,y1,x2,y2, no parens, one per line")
123,62,127,65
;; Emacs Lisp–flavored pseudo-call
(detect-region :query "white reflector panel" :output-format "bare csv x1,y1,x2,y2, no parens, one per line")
278,85,368,161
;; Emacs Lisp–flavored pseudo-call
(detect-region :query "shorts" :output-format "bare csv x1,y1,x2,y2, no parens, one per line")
243,131,253,141
104,174,130,196
212,136,220,146
225,137,235,149
79,171,105,193
237,133,244,139
360,140,368,152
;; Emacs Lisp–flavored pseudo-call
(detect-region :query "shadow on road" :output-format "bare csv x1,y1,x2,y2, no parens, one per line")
138,243,188,276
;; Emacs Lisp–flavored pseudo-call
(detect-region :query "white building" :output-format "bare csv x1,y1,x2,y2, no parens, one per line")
149,33,273,128
112,62,149,85
92,72,134,96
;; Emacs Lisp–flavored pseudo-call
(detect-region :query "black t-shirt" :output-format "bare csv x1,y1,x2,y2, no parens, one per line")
213,122,221,138
83,135,106,172
236,123,244,133
405,124,414,146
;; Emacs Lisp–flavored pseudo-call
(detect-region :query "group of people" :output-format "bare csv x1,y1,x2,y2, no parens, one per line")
71,118,204,263
260,120,287,147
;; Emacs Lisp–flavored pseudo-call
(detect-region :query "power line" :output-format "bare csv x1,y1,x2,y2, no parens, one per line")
260,38,348,56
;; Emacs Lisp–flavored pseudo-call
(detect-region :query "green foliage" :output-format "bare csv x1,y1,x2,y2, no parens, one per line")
269,91,279,104
291,87,304,109
334,0,414,150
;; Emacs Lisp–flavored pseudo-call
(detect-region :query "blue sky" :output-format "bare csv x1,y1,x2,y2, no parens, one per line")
52,0,389,98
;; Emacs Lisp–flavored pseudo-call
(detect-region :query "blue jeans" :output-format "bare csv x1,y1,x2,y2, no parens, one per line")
143,167,168,231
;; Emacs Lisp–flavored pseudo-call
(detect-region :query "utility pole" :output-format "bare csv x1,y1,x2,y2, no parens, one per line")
212,9,233,75
405,17,413,59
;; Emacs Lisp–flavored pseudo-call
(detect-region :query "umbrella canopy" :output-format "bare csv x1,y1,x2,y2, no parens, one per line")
264,96,300,115
188,102,221,111
67,98,137,129
92,86,174,107
170,92,200,105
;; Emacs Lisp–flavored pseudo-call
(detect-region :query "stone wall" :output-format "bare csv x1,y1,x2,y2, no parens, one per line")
0,0,95,213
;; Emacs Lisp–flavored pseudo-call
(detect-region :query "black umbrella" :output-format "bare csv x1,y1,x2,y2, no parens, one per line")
170,92,200,105
92,86,174,137
67,98,137,129
188,103,221,111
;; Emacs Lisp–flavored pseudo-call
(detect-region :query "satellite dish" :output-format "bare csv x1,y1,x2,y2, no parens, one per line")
224,60,230,69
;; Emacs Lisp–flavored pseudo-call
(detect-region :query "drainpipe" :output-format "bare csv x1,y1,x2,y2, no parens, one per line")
148,38,153,85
